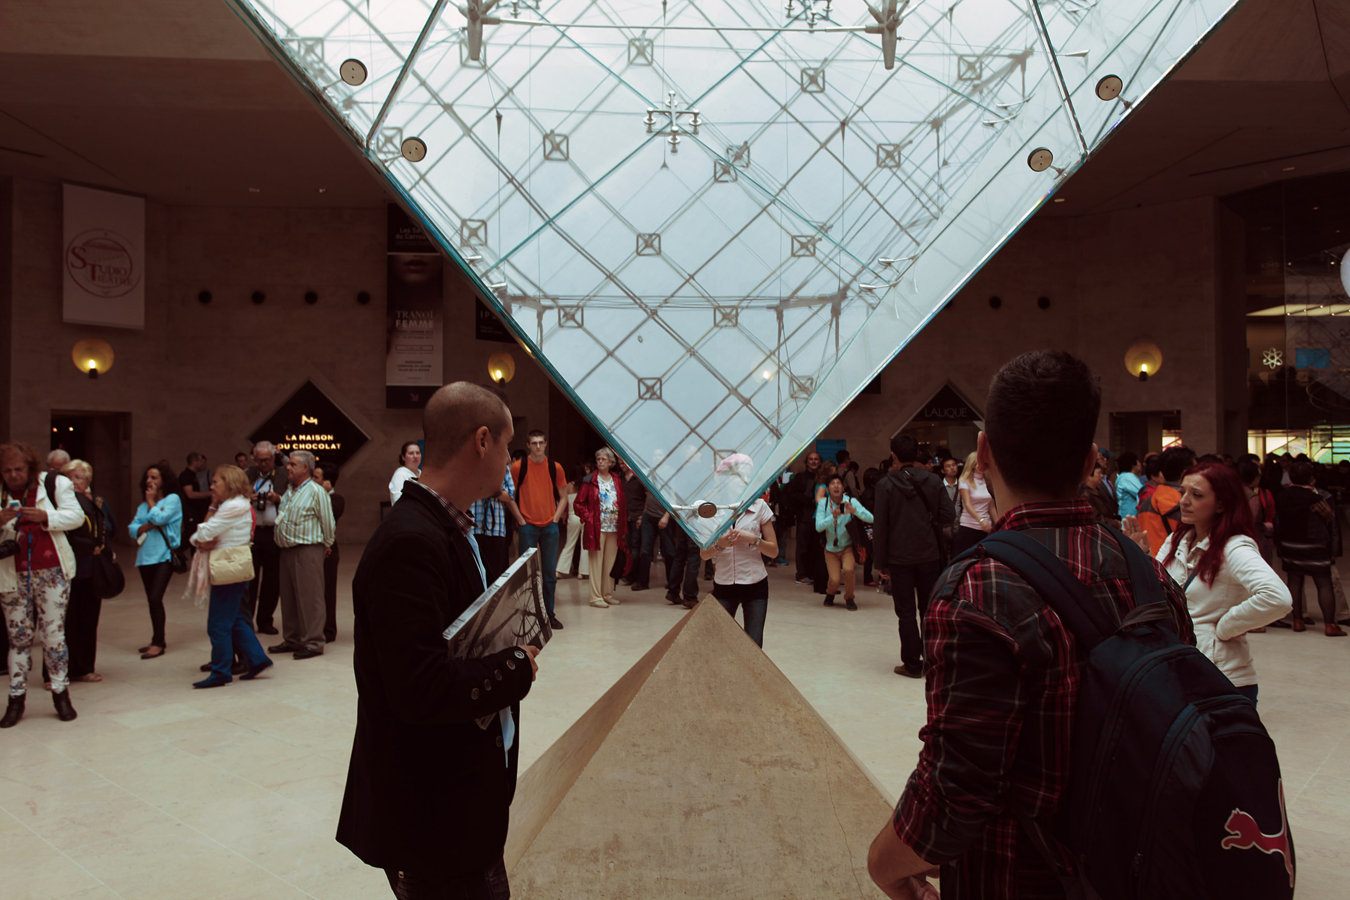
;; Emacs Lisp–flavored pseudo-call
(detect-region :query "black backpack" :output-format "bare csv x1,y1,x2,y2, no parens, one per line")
974,529,1295,900
44,472,95,560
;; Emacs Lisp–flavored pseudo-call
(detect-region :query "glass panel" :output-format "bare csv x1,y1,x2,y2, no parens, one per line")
226,0,1242,545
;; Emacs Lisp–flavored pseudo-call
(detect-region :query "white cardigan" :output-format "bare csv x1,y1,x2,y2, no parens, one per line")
0,472,83,590
388,466,418,506
189,496,254,549
1157,532,1292,688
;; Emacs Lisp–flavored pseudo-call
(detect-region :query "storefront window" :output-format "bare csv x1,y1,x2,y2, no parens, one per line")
1230,172,1350,462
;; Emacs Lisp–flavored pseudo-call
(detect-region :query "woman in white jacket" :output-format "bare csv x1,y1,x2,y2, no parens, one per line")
0,441,85,726
1157,461,1291,705
188,465,273,688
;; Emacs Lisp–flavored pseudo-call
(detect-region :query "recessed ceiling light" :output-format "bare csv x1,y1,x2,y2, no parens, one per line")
248,187,261,193
1053,198,1066,203
1282,166,1296,172
318,187,327,194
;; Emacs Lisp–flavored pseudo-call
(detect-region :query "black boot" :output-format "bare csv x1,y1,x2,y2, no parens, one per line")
0,695,24,728
52,690,77,722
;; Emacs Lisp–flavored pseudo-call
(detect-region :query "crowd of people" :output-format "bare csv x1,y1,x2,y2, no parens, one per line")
0,350,1320,896
0,440,344,725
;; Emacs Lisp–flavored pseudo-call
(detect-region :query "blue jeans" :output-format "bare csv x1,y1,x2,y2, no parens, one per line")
714,578,769,648
636,513,676,588
666,527,701,601
517,523,559,616
207,582,270,681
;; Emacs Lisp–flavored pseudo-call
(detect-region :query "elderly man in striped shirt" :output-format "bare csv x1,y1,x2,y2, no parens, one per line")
271,450,336,660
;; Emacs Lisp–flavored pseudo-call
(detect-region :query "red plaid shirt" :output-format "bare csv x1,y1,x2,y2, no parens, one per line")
894,500,1193,898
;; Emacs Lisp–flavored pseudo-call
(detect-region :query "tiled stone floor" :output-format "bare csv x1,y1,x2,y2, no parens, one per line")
2,550,1344,898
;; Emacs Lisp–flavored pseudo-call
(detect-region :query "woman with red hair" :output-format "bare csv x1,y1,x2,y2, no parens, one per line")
1157,461,1291,704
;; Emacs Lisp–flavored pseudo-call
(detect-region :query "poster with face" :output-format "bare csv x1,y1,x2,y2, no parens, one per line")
386,206,444,408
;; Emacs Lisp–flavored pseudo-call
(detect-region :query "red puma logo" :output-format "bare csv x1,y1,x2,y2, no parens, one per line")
1220,779,1294,888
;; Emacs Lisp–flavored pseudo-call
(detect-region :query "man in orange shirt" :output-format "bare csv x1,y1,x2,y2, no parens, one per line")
510,430,569,630
1134,445,1194,555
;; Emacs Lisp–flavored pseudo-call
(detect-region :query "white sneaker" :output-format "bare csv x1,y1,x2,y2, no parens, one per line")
606,596,622,606
588,599,610,608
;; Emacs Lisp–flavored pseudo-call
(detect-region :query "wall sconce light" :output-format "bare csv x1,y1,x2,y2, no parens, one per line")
1124,340,1162,382
72,338,114,379
488,350,516,385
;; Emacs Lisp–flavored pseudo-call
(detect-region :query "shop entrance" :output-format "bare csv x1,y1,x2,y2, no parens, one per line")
895,384,983,463
50,411,132,541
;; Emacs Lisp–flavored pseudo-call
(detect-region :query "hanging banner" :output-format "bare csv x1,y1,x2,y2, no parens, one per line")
386,205,444,408
62,183,145,329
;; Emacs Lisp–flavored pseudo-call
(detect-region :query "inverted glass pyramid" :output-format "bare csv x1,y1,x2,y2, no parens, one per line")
226,0,1239,544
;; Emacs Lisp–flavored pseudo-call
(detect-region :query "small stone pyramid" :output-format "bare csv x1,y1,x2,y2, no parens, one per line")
505,599,893,898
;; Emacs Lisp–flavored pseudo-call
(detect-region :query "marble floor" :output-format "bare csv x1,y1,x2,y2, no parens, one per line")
3,550,1346,898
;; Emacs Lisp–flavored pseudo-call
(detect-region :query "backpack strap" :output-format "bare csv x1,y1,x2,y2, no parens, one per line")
44,471,59,508
977,530,1116,649
547,456,561,506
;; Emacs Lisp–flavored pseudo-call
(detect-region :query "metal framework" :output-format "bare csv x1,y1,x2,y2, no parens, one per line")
225,0,1240,544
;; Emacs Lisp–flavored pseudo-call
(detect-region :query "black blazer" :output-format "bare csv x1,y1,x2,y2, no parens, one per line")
336,482,534,872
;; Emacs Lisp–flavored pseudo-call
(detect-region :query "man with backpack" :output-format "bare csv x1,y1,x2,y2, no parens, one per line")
510,430,568,631
868,352,1296,900
871,434,953,678
1135,445,1195,555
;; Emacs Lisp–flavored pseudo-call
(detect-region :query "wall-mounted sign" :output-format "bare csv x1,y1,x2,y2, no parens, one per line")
914,384,979,422
62,183,146,329
250,380,369,468
387,204,444,408
475,297,514,343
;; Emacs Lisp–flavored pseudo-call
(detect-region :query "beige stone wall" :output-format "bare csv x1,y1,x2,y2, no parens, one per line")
3,178,551,543
816,196,1237,470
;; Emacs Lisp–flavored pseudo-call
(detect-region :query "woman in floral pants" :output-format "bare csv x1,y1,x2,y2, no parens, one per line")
0,441,84,727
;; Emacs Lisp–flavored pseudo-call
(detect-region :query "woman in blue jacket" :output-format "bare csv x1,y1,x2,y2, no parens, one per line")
128,463,182,659
816,474,873,610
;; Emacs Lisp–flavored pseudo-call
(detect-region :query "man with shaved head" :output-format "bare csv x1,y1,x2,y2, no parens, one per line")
338,382,540,899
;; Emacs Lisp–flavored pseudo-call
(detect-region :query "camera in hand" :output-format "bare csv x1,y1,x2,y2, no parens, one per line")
255,495,269,511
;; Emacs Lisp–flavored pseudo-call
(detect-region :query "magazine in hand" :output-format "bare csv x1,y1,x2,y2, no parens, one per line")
442,547,551,656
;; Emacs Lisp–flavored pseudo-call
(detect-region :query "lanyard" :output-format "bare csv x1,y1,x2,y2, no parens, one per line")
465,531,512,763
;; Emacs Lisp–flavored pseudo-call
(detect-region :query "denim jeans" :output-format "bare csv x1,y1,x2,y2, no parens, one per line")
887,562,940,671
517,523,559,615
716,595,767,647
714,578,769,647
206,582,269,681
635,513,676,588
666,527,701,600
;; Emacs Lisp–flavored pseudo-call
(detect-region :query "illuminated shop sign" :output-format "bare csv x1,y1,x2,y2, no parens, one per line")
250,380,369,467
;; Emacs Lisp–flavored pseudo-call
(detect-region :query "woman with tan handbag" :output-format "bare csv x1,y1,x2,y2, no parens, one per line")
187,465,272,688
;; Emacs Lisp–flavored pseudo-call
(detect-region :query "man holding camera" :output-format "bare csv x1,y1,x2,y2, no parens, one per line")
244,441,284,634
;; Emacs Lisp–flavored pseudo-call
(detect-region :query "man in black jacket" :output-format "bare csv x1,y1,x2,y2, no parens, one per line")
337,382,540,898
790,450,823,584
871,434,954,678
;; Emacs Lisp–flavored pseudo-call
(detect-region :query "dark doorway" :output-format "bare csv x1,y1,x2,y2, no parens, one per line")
50,411,132,543
1109,410,1181,457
